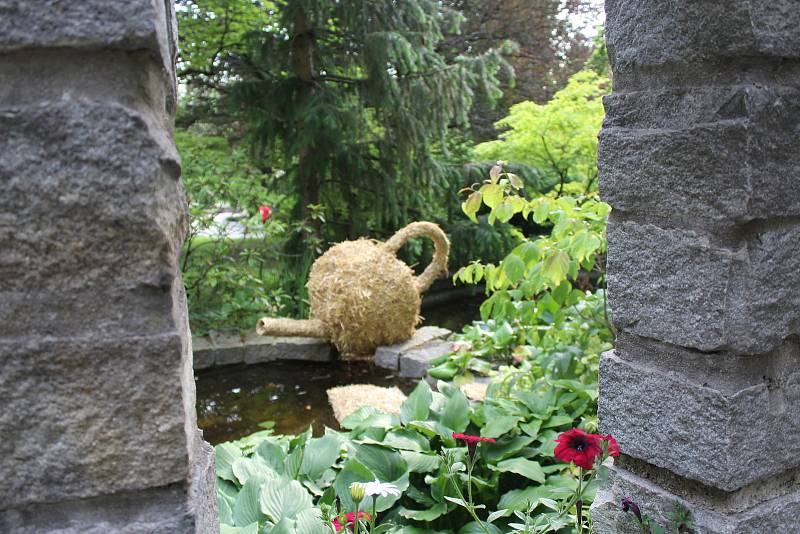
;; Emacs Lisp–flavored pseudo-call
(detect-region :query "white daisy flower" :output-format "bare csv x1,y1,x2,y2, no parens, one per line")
362,478,401,498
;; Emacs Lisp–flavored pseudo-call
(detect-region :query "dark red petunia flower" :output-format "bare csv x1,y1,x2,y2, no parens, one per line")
332,511,372,532
453,433,496,458
259,205,272,222
554,428,602,469
602,434,620,457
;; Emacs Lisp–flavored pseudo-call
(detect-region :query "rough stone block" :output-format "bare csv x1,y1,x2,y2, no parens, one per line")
591,464,800,534
598,346,800,491
375,326,451,370
0,1,176,60
600,86,800,222
607,218,800,354
400,340,453,378
0,287,178,340
606,0,800,77
0,334,194,508
193,345,216,370
0,99,185,292
0,484,208,534
606,218,733,352
191,333,333,368
244,336,332,363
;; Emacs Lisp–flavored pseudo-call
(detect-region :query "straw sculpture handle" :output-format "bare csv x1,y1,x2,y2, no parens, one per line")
383,221,450,294
256,317,327,339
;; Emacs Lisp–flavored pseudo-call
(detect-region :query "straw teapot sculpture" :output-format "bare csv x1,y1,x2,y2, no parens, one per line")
257,221,449,359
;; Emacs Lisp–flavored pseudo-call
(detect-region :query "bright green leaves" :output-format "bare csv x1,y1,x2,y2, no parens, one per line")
461,191,482,223
542,249,570,287
300,434,341,481
438,388,470,434
490,458,546,484
216,442,243,483
401,381,433,424
259,479,314,523
481,184,504,209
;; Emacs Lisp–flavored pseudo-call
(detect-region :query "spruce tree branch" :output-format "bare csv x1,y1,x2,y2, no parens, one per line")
314,74,363,85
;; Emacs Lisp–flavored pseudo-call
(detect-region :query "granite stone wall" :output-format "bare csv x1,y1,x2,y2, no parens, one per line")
0,1,217,531
591,1,800,532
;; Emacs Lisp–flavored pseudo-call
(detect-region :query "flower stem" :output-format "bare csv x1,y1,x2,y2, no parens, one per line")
577,467,584,533
452,456,491,534
369,496,377,534
353,501,360,534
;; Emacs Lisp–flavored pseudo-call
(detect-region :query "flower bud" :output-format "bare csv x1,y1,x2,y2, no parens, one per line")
350,482,365,504
621,497,643,524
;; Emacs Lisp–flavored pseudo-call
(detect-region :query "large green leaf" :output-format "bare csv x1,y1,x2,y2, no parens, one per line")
300,434,341,481
399,450,440,473
458,521,503,534
216,442,242,483
233,476,267,527
399,502,448,521
341,406,398,431
255,439,287,476
222,523,259,534
543,249,570,286
295,508,329,534
483,435,535,463
438,388,470,433
383,429,430,452
232,456,279,486
218,492,233,525
490,458,546,483
480,415,520,439
332,459,375,511
259,478,313,523
400,381,432,424
217,479,239,510
351,444,409,486
498,486,554,511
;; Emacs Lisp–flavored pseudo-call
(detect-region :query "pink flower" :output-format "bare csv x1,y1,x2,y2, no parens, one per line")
453,432,496,458
451,341,472,352
332,511,372,532
259,205,272,222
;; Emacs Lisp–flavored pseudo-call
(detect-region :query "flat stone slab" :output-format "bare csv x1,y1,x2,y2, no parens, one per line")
375,326,451,371
193,331,333,369
399,340,452,378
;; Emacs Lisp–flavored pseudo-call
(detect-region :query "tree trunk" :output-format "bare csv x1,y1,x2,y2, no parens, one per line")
291,7,320,232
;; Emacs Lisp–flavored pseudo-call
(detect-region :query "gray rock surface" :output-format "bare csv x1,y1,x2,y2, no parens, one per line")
375,326,451,370
0,0,215,530
599,346,800,491
192,331,333,369
591,464,800,534
399,340,453,378
597,1,800,530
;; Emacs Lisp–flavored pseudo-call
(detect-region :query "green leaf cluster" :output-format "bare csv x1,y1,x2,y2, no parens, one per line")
215,378,596,533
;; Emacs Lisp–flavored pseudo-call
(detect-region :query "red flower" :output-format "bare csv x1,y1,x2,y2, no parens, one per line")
453,433,496,458
554,428,602,469
332,511,372,532
259,205,272,222
602,434,620,457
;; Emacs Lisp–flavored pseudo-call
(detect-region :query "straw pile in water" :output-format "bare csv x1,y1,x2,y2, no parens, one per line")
327,384,407,423
307,239,421,359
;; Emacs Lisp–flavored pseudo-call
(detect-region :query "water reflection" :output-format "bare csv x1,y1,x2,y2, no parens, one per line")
195,360,417,444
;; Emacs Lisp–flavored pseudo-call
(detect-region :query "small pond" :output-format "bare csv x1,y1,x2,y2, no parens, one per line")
196,360,418,444
195,294,482,445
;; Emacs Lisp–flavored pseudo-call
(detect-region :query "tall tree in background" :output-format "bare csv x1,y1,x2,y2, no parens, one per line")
441,0,599,140
178,0,512,244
